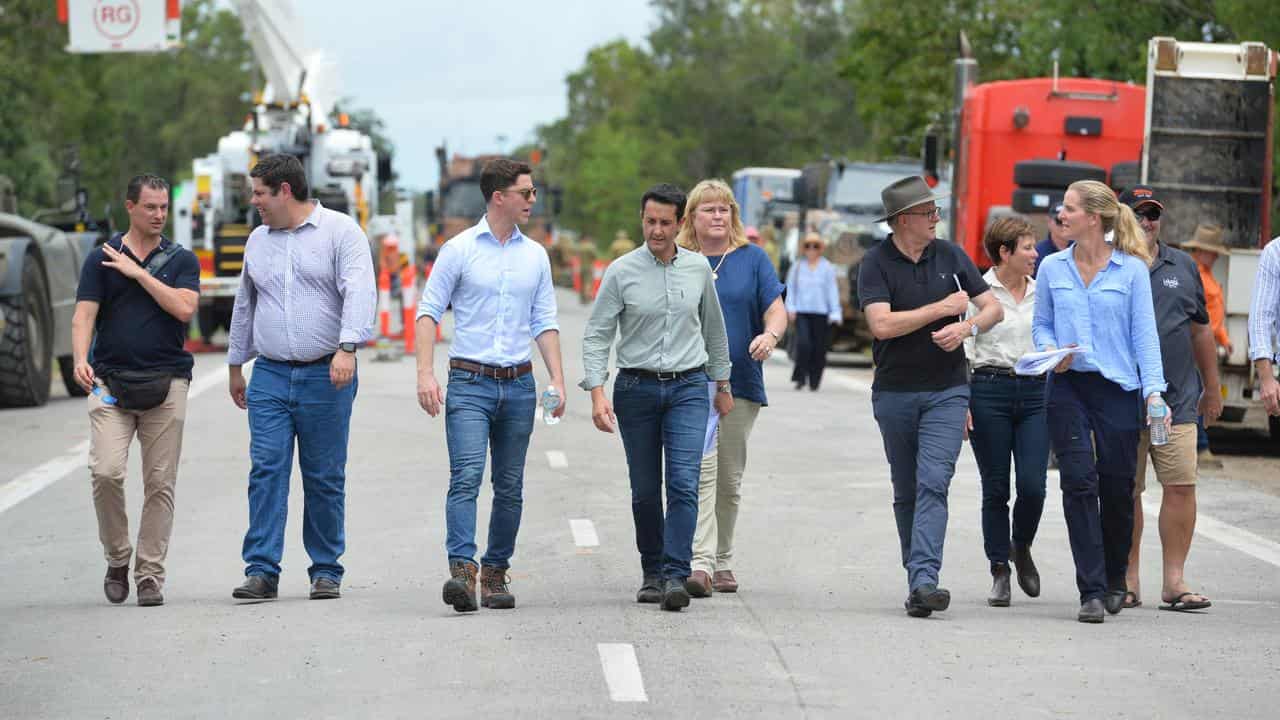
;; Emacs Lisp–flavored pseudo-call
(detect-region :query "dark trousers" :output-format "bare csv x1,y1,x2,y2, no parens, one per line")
790,313,830,390
1047,371,1142,602
968,373,1049,566
613,371,709,579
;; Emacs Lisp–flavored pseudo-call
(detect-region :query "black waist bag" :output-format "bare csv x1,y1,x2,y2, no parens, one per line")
104,370,173,411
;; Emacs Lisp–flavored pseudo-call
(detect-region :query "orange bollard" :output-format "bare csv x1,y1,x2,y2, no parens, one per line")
570,255,582,293
590,259,606,300
400,262,417,354
377,267,392,338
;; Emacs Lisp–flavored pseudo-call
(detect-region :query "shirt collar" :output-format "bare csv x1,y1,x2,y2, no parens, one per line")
476,214,524,245
884,233,935,263
1064,245,1125,267
983,266,1035,293
1151,241,1175,270
642,242,681,265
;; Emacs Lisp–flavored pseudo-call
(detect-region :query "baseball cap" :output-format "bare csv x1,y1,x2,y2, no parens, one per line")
1117,185,1163,210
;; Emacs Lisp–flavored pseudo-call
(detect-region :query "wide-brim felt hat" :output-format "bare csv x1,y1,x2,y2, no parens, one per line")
1180,222,1229,255
876,175,950,222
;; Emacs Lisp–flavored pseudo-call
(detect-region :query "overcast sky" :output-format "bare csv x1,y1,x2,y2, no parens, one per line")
298,1,656,191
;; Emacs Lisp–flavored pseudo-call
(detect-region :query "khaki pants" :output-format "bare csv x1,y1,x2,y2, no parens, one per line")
692,399,761,575
88,378,189,586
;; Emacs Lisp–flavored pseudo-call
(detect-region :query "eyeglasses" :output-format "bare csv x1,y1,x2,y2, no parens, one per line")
803,243,822,249
1052,216,1065,226
900,207,941,219
1133,206,1161,222
505,187,537,201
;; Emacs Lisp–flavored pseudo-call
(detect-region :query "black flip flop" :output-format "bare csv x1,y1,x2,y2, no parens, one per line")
1159,591,1212,612
1122,591,1142,609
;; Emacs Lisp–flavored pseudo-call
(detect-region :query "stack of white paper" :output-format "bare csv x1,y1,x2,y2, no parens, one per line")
1015,346,1090,376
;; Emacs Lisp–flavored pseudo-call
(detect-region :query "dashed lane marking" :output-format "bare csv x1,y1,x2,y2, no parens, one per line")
0,361,249,516
570,518,599,547
597,643,647,702
546,450,568,469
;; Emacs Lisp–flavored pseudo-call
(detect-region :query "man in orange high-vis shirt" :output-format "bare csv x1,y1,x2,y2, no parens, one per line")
1181,223,1230,470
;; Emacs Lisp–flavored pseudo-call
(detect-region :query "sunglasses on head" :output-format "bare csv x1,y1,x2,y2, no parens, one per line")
1133,206,1161,222
1051,216,1065,226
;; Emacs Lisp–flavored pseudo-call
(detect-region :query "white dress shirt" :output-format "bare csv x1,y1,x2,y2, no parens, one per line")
966,267,1036,370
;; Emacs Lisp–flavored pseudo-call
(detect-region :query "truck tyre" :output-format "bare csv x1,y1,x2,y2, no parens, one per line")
58,355,88,397
1013,160,1106,189
1110,161,1141,193
0,257,54,407
1012,187,1066,214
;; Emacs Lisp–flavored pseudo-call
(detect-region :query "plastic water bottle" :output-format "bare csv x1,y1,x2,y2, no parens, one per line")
541,387,562,425
1148,397,1169,446
92,385,117,406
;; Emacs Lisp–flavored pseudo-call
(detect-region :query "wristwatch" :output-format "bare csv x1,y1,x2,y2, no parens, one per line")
969,321,979,337
716,382,732,394
338,342,358,354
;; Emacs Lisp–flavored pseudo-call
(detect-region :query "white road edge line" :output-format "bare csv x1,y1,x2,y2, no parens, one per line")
597,643,647,703
569,518,599,547
0,360,248,516
546,450,568,469
1143,496,1280,568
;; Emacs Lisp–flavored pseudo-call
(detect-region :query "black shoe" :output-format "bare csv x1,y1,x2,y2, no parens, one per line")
1103,589,1126,615
988,563,1011,607
904,595,932,618
914,584,951,612
232,574,279,601
1078,598,1105,623
660,578,690,611
310,577,341,600
104,565,129,604
1011,544,1041,598
636,575,662,604
794,381,804,390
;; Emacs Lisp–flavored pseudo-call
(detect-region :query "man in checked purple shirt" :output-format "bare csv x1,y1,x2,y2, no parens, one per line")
225,154,377,602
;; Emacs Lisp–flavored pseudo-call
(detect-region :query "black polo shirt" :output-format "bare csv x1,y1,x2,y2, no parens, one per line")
1149,242,1209,425
76,234,200,379
857,234,989,392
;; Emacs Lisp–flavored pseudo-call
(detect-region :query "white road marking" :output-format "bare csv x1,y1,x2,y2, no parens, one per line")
1142,500,1280,569
597,643,647,703
0,361,248,516
826,371,873,393
546,450,568,469
569,518,599,547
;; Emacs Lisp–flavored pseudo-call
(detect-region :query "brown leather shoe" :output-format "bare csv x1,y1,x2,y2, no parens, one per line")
136,577,164,607
480,565,515,609
685,570,712,598
104,565,129,604
442,560,479,613
712,570,738,593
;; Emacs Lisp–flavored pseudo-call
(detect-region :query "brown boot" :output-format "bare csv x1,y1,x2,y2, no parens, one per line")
442,560,478,613
712,570,738,593
480,565,515,609
685,570,713,598
104,565,129,604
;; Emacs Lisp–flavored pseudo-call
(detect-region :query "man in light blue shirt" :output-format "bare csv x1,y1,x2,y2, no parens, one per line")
415,158,565,613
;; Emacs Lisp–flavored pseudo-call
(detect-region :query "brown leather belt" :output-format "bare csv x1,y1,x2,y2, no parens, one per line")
449,358,533,379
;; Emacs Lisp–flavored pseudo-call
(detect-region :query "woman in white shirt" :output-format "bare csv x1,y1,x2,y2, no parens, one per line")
965,217,1048,608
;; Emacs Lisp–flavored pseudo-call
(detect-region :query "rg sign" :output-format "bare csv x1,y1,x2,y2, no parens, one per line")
92,0,141,41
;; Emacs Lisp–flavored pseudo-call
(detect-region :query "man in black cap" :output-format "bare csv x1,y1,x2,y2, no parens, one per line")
1034,203,1070,275
1118,184,1220,613
858,176,1004,617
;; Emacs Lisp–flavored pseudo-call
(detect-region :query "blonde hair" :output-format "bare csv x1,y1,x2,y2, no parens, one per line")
1068,180,1151,264
676,179,748,252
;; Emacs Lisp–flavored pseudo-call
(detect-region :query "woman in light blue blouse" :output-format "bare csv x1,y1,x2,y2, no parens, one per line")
1032,180,1169,624
785,232,842,390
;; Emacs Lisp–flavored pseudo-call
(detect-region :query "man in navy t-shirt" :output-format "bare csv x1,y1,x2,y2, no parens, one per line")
71,174,199,608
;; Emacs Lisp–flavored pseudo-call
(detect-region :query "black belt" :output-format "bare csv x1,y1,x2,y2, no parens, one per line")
619,366,706,381
449,358,533,379
264,354,334,367
974,366,1043,379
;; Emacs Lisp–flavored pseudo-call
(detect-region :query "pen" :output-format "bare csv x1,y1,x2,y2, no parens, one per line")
953,274,964,323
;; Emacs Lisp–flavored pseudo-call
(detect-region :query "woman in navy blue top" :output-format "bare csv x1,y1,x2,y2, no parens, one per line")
676,179,787,597
785,232,842,390
1032,180,1168,624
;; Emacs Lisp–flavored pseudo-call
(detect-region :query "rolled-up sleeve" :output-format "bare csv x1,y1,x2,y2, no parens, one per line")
417,241,461,323
337,223,377,345
699,265,732,382
1032,263,1058,351
529,250,560,338
1129,266,1167,397
1249,241,1280,362
579,264,622,390
227,256,257,365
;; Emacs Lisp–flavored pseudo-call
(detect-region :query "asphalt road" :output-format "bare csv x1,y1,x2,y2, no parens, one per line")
2,289,1278,719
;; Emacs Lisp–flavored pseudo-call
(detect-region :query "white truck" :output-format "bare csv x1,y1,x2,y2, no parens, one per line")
185,0,383,343
1144,37,1279,440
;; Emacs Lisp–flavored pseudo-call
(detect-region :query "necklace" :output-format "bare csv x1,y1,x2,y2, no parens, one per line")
710,246,733,280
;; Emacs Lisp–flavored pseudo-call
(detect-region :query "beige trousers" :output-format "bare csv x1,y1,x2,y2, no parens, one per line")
88,378,189,586
692,399,761,575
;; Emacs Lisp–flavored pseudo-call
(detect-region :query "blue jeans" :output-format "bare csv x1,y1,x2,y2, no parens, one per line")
871,385,969,591
243,358,356,582
1047,371,1141,602
968,373,1049,565
444,368,536,569
613,370,708,580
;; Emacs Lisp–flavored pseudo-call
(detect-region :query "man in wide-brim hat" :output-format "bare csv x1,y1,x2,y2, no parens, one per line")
1181,222,1232,351
857,176,1004,617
